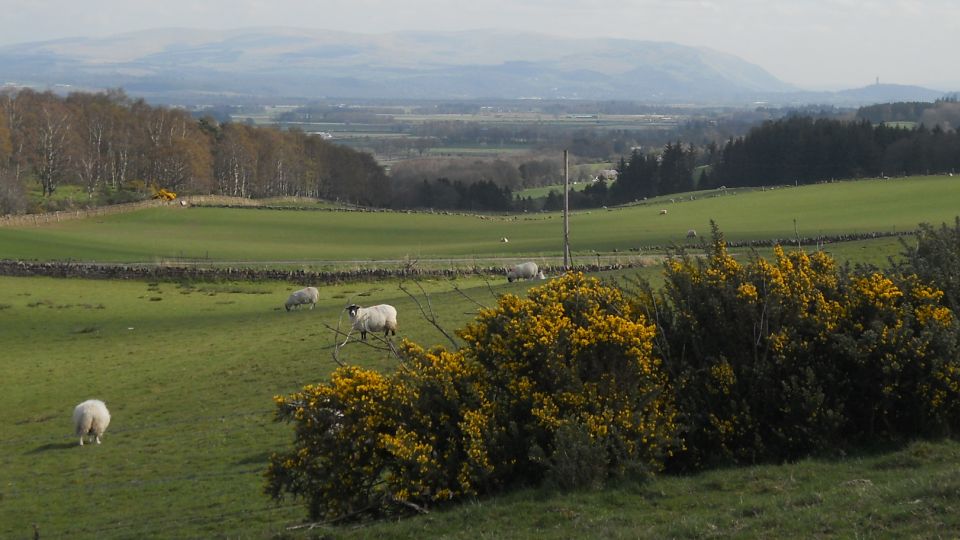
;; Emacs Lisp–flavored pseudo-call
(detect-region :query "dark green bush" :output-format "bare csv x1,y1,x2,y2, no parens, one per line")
629,223,960,471
895,217,960,314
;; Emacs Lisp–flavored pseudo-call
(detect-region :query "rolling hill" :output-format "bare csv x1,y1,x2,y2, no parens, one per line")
0,27,796,102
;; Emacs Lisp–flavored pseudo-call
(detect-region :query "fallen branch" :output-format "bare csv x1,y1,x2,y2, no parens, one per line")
389,496,430,515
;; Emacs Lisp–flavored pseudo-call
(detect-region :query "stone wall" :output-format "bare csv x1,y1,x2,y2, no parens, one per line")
0,260,628,284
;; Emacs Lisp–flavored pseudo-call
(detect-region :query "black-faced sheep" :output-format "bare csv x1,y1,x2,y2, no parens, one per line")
507,261,540,282
73,399,111,446
347,304,398,340
285,286,319,311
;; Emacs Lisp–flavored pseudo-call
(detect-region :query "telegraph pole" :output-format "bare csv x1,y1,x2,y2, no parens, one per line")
563,149,571,269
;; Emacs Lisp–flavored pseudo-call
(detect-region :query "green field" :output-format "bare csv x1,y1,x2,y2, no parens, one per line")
4,273,960,538
514,181,594,199
230,108,681,163
0,273,538,538
3,175,960,538
1,176,958,266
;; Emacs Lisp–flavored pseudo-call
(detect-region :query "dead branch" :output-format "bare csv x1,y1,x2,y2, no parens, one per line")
388,495,430,514
451,281,490,312
285,503,378,530
398,279,460,350
484,273,500,299
324,323,397,351
330,306,351,366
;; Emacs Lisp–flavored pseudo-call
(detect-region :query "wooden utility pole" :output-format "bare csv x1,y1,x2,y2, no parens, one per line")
563,149,571,269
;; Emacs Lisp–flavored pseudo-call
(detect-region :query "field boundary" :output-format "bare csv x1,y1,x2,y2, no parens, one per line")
0,260,632,284
0,196,543,227
0,199,176,228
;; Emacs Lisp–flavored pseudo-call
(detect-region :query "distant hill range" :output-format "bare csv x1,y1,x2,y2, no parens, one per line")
0,28,951,105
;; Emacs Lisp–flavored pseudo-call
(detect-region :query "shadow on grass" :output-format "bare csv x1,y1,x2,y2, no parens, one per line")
237,451,272,466
26,442,77,454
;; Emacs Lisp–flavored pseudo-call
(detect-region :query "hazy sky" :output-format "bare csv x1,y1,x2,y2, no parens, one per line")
2,0,958,90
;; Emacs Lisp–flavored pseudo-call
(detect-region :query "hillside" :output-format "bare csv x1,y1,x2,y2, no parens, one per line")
0,176,956,266
0,28,794,102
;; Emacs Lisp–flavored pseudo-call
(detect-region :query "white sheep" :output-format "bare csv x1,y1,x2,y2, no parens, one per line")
507,261,539,282
285,286,319,311
659,209,668,215
347,304,398,340
500,237,509,243
73,399,111,446
536,270,547,280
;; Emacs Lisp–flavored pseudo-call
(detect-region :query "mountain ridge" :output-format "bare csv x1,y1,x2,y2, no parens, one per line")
0,28,951,105
0,28,794,102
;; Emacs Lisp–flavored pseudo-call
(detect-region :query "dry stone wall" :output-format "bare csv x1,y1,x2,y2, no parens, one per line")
0,260,628,284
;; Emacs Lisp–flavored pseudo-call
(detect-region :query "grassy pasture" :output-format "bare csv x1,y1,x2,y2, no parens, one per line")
514,181,594,199
0,273,535,538
4,273,960,538
3,175,959,538
0,176,957,265
329,439,960,539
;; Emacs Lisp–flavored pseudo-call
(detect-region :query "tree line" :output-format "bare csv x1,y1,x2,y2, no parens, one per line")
3,89,958,216
703,116,960,189
0,89,390,213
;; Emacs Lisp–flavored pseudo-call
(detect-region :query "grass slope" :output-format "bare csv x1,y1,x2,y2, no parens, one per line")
0,274,525,538
3,267,959,537
0,176,957,264
330,439,960,539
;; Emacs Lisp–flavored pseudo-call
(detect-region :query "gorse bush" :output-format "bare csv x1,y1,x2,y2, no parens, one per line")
267,273,678,520
267,224,960,523
458,273,678,488
629,223,960,470
895,217,960,315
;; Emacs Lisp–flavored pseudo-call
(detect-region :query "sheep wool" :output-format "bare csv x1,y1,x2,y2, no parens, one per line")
347,304,398,340
285,286,320,311
507,261,540,282
73,399,111,446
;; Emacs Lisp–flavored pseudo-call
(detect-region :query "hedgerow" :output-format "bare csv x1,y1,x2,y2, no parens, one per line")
629,223,960,470
267,223,960,522
266,273,678,520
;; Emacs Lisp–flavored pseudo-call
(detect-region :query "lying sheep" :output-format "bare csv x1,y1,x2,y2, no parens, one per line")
285,286,319,311
507,261,539,282
73,399,111,446
659,209,668,215
347,304,398,340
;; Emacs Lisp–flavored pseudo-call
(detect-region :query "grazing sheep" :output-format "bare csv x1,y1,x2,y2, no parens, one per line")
73,399,110,446
507,262,540,282
687,229,698,239
536,270,547,280
347,304,398,340
285,286,319,311
659,209,668,215
500,237,509,243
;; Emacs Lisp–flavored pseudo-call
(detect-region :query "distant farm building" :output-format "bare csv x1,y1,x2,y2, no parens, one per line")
595,169,619,182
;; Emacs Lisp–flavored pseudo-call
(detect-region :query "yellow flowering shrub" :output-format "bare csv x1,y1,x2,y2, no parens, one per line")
460,273,679,487
267,272,678,520
630,222,960,470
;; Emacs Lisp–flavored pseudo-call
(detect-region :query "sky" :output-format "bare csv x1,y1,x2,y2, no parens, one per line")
2,0,958,91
